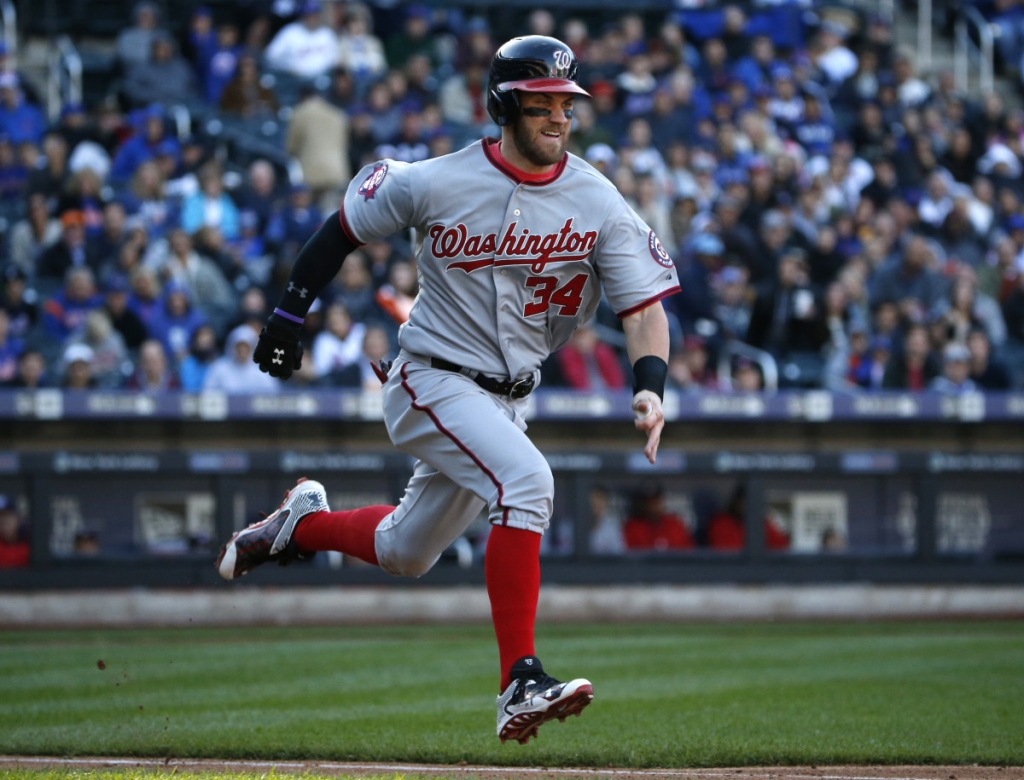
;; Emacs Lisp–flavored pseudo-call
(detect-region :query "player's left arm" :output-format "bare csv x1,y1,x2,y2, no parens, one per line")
621,303,670,465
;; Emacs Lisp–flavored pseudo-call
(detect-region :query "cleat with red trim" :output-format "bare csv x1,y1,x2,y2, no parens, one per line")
496,655,593,745
215,478,329,580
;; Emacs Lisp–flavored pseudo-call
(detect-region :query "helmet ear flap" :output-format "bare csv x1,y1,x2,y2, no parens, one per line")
487,87,521,127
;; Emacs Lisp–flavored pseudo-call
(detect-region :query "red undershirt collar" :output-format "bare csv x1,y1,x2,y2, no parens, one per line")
482,137,567,186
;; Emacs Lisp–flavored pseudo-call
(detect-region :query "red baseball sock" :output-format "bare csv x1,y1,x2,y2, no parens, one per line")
485,524,541,690
293,506,393,565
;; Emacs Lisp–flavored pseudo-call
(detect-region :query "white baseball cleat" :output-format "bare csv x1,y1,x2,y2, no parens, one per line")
496,655,594,744
215,478,329,580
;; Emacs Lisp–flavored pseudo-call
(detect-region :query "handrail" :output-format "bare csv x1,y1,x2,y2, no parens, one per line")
955,6,995,95
46,35,82,122
0,0,15,56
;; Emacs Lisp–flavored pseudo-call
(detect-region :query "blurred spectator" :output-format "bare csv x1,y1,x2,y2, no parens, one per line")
272,184,323,254
375,260,417,325
73,530,100,556
232,159,281,234
65,309,129,388
746,249,828,358
588,487,625,555
203,324,279,393
203,23,243,106
35,209,94,280
4,348,48,388
667,233,724,334
111,105,179,185
336,325,392,390
707,486,790,551
0,495,29,568
555,324,626,391
732,356,764,391
43,267,103,342
0,308,23,383
852,335,892,390
883,324,940,390
0,74,45,146
712,265,751,342
184,6,216,76
88,201,132,278
328,250,379,323
313,302,366,383
60,343,98,390
9,192,61,276
1,266,37,341
0,134,28,204
384,5,434,70
967,327,1012,390
667,335,718,392
101,273,148,350
623,482,694,551
127,266,162,330
929,271,1007,348
286,88,349,209
116,1,161,68
264,1,339,79
930,342,978,394
147,280,207,366
27,132,70,203
126,339,180,391
124,32,200,107
219,51,280,118
223,286,269,335
178,324,218,391
182,162,240,240
335,5,388,86
146,228,236,332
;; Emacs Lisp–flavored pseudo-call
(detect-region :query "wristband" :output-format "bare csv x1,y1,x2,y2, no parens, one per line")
632,355,667,402
273,307,304,325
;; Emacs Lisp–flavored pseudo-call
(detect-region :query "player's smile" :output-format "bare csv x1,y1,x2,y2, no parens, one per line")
509,92,574,171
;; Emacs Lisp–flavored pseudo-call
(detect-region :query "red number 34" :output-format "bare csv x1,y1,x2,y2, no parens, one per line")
523,273,588,317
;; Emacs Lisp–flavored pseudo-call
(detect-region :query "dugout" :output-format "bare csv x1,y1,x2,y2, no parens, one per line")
0,387,1023,590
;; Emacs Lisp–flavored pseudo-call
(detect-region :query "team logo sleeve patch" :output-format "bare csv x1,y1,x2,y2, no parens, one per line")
358,163,389,200
648,230,674,268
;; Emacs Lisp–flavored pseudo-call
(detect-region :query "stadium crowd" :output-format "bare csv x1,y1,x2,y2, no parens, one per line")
1,0,1024,395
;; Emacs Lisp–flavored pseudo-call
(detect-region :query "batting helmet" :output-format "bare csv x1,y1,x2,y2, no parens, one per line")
487,36,590,127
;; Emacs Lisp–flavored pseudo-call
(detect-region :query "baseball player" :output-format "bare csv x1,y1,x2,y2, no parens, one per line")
216,35,680,744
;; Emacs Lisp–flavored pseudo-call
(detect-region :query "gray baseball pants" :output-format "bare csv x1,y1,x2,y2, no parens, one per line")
373,351,552,577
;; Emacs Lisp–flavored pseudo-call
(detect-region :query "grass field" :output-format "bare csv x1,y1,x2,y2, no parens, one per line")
0,622,1022,769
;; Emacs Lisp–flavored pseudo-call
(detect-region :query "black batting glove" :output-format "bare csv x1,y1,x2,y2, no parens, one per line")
253,313,304,380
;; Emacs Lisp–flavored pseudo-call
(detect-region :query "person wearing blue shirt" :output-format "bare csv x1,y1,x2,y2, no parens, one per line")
0,74,45,146
793,92,835,158
147,280,208,366
110,104,181,184
203,24,243,105
181,162,241,241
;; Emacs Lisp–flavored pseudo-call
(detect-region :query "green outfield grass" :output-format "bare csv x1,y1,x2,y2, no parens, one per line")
0,622,1021,767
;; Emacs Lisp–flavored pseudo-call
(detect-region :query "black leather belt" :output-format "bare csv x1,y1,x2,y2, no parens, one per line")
430,357,536,399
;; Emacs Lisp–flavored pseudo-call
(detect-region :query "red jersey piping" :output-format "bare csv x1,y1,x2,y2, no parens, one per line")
482,137,567,186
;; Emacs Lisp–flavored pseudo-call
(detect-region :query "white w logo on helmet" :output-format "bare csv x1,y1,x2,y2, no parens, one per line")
552,50,572,73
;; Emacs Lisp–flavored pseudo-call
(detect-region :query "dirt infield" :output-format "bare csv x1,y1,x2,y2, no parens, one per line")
0,757,1017,780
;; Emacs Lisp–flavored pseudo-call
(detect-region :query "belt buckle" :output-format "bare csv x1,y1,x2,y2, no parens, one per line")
509,377,533,400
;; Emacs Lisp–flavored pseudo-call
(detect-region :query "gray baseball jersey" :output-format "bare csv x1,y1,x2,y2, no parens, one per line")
341,138,681,381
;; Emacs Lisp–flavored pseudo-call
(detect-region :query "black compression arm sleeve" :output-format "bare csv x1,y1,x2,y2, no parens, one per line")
276,211,359,319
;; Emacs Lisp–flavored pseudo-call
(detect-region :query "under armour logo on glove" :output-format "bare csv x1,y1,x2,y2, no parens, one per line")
288,282,308,299
272,348,285,365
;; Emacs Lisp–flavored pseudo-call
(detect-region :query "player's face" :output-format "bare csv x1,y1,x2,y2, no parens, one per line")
510,92,574,170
